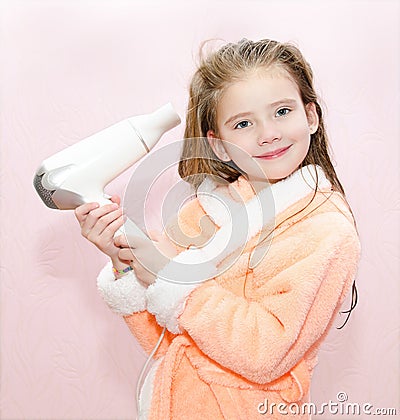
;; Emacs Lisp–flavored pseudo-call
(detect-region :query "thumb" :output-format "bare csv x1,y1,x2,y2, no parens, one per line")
110,195,121,206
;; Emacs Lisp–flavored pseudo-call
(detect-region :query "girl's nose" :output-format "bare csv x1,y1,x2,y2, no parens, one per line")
257,122,282,145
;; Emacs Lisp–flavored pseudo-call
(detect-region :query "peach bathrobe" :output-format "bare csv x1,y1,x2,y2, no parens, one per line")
97,165,361,419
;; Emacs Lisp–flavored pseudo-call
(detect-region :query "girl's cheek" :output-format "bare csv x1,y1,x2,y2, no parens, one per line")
287,118,310,139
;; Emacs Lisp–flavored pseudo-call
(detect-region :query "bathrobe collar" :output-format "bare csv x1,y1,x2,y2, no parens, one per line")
196,164,332,228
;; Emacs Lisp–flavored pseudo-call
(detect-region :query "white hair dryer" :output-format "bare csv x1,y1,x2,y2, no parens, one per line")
33,103,181,238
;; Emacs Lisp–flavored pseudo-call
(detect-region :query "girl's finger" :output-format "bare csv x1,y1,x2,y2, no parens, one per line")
83,206,122,237
74,202,99,223
114,235,128,248
82,202,119,231
101,214,125,238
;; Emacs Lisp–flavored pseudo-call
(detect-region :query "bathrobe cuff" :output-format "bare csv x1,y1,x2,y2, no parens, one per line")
97,261,147,315
146,247,218,334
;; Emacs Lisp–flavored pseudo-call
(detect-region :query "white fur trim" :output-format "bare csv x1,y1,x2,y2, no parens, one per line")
197,164,331,228
97,261,147,315
146,281,200,334
270,165,331,218
196,177,231,227
146,251,217,333
146,165,331,333
157,246,219,284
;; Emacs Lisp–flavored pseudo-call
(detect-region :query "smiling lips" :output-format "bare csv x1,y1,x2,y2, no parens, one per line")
255,145,292,160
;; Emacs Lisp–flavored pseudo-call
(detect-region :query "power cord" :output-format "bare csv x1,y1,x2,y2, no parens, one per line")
135,326,167,418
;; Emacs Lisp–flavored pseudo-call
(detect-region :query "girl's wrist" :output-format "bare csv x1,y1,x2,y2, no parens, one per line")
110,257,132,280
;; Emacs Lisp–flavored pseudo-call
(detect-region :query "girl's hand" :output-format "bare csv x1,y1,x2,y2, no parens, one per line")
114,230,179,287
74,195,125,259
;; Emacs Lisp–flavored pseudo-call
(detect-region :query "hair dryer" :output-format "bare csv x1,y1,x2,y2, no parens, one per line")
33,103,181,238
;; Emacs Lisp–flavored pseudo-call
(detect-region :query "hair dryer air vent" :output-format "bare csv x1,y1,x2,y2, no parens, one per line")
33,173,58,209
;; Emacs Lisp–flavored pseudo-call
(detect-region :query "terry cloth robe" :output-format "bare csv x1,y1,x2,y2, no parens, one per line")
97,164,361,420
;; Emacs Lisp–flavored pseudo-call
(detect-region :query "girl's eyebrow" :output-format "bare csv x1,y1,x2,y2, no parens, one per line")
269,98,297,107
224,98,298,126
224,112,254,126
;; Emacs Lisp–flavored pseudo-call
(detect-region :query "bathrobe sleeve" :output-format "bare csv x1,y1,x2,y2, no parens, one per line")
96,198,208,357
97,261,147,315
146,207,361,383
96,260,178,356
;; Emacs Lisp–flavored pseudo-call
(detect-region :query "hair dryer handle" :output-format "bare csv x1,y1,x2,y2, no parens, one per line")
95,196,149,240
116,217,149,240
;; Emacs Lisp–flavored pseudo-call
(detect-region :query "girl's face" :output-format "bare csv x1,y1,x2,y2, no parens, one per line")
207,67,319,184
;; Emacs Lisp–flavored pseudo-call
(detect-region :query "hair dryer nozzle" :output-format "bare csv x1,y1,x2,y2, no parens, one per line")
129,102,181,151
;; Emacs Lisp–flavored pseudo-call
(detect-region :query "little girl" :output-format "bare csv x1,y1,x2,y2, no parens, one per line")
75,39,360,419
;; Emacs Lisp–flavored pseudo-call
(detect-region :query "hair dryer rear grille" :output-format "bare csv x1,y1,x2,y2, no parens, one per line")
33,173,58,209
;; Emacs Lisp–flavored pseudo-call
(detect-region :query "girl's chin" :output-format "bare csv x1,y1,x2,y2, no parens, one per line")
247,168,294,184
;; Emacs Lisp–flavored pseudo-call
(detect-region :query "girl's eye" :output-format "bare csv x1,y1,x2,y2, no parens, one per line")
234,120,252,129
276,108,291,117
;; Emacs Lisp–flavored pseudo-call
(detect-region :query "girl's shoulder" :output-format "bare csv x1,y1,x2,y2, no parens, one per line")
165,196,216,251
275,188,357,238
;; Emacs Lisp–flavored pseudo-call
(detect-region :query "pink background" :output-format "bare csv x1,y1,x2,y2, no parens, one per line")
1,1,399,419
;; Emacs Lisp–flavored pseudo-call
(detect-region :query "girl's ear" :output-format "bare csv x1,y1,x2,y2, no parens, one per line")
305,102,319,135
207,130,231,162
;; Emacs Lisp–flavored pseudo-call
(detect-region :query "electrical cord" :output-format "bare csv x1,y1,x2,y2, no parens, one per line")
135,326,166,419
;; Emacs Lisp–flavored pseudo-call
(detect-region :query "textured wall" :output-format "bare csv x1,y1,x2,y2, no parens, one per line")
1,1,399,419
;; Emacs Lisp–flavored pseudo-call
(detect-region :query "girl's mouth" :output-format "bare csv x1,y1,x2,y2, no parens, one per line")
255,145,292,160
